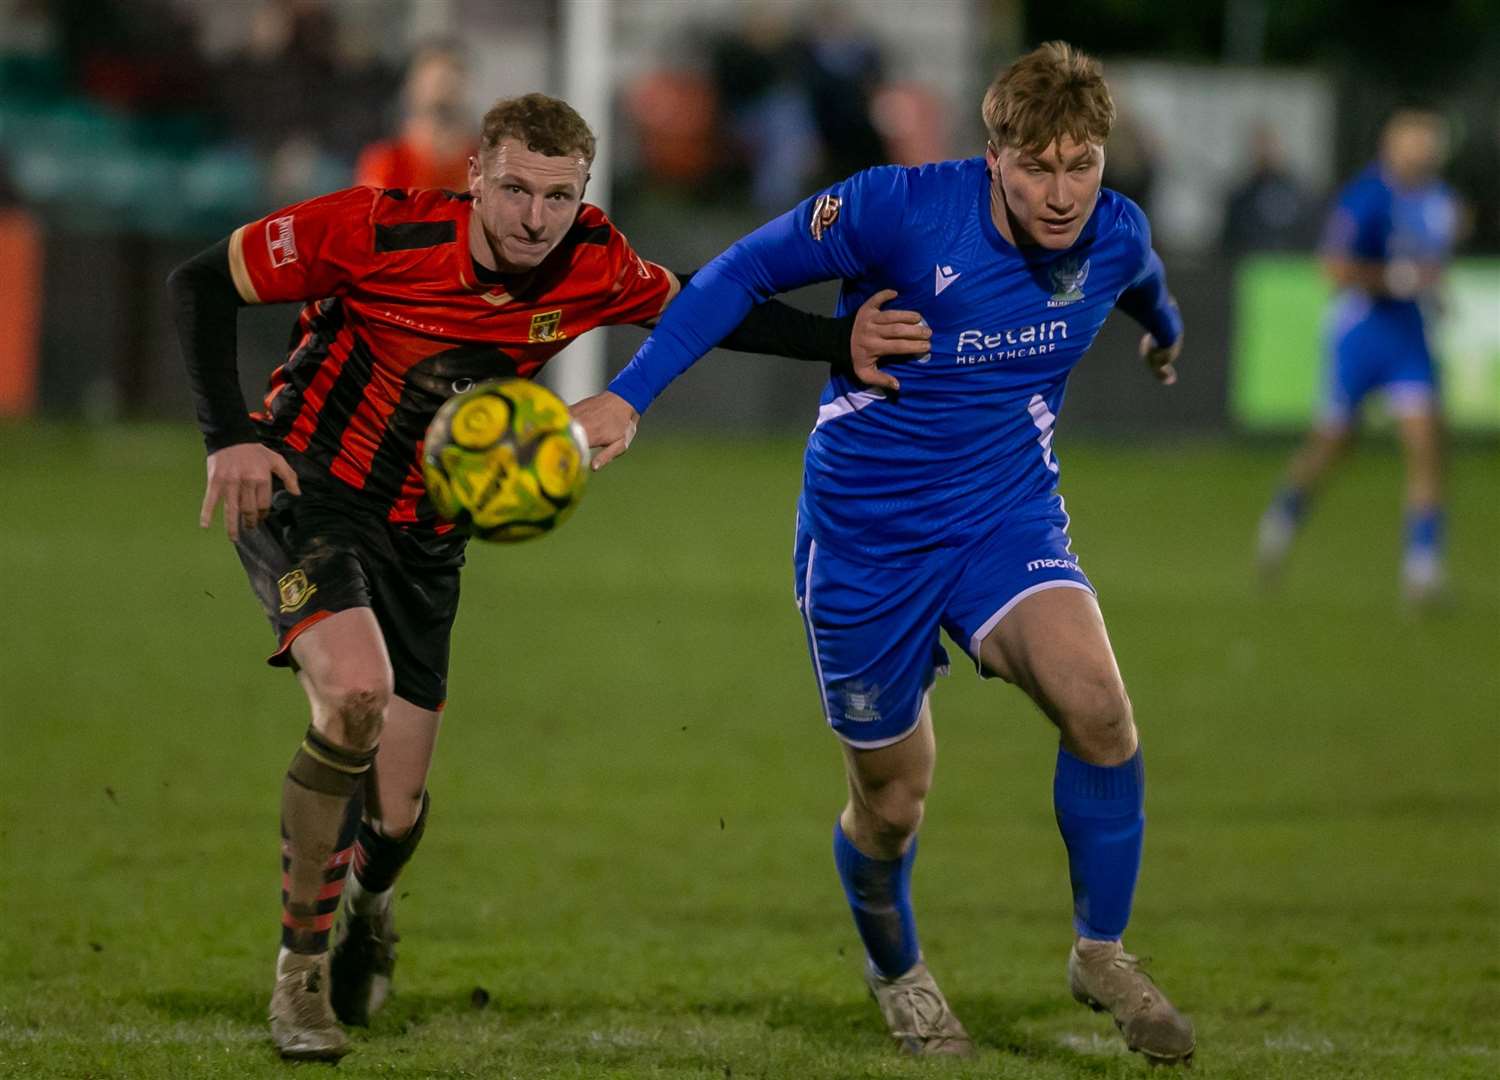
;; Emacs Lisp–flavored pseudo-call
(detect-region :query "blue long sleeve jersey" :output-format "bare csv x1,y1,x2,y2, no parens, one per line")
1320,163,1457,341
610,157,1182,563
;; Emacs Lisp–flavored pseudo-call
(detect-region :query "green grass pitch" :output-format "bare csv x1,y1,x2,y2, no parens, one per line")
1,424,1496,1079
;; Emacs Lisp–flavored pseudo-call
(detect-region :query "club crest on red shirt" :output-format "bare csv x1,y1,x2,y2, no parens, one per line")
528,309,564,343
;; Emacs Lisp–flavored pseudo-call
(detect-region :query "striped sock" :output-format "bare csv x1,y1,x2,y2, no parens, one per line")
348,791,430,916
279,727,375,954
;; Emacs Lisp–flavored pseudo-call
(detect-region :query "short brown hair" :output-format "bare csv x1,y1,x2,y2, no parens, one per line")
480,92,596,165
982,41,1114,154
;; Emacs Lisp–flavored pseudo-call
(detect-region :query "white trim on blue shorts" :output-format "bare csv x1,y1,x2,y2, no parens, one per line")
799,538,834,729
1384,380,1436,418
966,579,1096,665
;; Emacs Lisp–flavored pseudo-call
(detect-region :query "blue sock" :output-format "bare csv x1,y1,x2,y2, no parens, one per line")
833,820,920,978
1272,486,1307,522
1054,747,1145,941
1404,506,1444,557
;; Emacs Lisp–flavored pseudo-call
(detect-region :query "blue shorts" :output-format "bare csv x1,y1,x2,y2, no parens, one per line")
793,507,1094,749
1322,302,1437,427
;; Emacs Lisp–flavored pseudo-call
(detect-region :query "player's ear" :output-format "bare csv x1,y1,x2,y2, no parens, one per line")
466,155,482,197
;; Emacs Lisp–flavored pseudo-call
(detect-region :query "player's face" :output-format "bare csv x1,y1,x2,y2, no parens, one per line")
1382,116,1447,187
986,136,1104,250
468,138,589,272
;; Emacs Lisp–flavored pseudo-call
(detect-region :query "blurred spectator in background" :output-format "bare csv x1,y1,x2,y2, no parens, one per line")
1222,122,1317,254
213,0,394,206
804,1,885,180
870,81,949,167
709,4,822,212
705,3,894,212
0,151,18,207
53,0,211,113
1101,107,1159,214
355,43,475,191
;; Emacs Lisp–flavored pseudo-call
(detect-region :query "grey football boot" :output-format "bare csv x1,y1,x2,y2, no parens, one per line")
1068,938,1195,1064
865,960,975,1057
329,901,399,1026
268,950,351,1060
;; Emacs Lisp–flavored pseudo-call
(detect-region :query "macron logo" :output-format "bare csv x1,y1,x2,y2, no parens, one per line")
934,264,960,296
1026,557,1077,572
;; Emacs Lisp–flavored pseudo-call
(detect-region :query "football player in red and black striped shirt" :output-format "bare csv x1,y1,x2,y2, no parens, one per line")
168,93,927,1060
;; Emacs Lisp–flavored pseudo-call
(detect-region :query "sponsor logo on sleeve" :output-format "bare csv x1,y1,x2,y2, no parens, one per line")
528,309,565,343
809,193,842,241
267,215,298,267
277,569,317,613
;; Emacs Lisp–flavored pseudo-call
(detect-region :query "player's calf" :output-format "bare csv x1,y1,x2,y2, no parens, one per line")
274,727,373,1055
331,792,430,1025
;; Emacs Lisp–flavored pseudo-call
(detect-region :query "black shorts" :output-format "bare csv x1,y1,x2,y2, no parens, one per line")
233,477,466,711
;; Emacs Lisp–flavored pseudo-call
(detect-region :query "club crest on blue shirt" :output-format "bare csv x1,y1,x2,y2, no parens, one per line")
809,194,842,241
1048,256,1090,307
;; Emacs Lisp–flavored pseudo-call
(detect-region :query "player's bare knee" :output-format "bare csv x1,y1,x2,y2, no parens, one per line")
333,689,388,749
1058,676,1136,763
307,679,391,749
857,779,927,850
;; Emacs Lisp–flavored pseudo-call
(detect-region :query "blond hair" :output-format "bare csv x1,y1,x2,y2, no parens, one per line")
480,93,596,165
982,41,1114,153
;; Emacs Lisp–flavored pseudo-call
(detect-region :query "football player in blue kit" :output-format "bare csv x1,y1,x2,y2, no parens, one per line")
1256,108,1458,604
574,42,1195,1064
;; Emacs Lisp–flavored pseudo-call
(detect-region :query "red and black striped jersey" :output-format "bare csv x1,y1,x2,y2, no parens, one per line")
227,185,674,531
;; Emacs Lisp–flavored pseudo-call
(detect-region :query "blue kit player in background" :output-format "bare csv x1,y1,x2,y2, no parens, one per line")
1257,108,1459,604
574,42,1195,1065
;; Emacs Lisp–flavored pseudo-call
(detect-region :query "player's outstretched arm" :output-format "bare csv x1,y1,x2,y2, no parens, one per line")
167,238,300,540
672,271,929,392
572,282,925,470
583,172,906,468
1115,249,1183,386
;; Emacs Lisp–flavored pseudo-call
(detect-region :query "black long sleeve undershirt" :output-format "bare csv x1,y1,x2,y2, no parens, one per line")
166,238,258,453
674,269,855,372
168,247,857,454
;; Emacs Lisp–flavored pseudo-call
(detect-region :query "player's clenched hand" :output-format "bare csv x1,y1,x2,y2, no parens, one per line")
571,391,639,471
1140,330,1183,387
201,442,301,542
850,289,930,393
